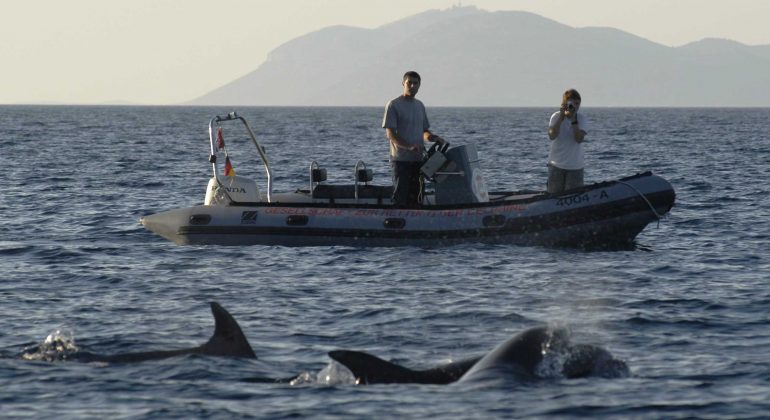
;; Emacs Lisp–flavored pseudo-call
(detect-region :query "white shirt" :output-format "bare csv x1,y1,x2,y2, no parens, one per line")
548,111,588,170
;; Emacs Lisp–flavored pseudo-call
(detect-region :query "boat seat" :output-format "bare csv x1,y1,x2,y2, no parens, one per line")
312,184,393,200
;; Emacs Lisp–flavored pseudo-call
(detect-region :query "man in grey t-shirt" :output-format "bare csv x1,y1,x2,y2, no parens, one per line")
382,71,445,207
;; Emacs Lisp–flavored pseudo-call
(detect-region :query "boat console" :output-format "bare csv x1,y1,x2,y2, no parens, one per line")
204,111,489,207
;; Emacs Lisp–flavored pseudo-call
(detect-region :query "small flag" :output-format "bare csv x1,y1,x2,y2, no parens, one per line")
216,127,225,150
224,156,235,177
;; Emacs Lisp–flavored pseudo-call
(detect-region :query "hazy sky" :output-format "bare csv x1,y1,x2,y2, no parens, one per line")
2,0,769,105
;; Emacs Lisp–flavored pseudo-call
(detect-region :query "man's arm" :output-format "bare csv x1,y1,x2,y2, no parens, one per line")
386,128,419,151
423,130,445,145
572,115,586,143
573,127,586,143
548,125,560,140
548,110,565,140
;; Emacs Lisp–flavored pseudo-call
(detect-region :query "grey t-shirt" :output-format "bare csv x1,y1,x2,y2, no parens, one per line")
382,96,430,162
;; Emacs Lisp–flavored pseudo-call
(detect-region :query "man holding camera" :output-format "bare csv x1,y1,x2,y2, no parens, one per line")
546,89,588,193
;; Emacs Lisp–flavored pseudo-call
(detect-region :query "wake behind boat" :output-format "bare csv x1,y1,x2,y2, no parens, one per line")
140,112,675,247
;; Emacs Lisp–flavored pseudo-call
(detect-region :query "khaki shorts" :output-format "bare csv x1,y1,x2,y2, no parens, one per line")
547,164,584,194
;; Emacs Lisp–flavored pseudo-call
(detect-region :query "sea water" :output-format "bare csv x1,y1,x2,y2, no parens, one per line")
1,105,769,418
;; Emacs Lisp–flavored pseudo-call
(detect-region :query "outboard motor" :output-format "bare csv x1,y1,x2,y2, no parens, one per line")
204,176,261,205
431,144,489,205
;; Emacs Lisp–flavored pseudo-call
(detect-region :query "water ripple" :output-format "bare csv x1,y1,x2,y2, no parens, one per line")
1,106,769,418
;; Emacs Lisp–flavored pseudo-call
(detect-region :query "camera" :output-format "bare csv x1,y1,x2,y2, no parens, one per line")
566,101,575,112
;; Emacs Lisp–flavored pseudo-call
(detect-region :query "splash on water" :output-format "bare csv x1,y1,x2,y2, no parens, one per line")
22,328,79,362
535,324,630,379
535,324,573,379
290,361,357,386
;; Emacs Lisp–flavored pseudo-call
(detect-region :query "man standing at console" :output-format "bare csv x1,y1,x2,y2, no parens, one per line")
383,71,445,207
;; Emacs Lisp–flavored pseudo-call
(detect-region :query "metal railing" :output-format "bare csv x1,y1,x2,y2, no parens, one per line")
208,112,273,203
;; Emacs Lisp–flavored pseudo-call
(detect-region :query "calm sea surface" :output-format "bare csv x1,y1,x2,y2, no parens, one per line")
1,105,769,418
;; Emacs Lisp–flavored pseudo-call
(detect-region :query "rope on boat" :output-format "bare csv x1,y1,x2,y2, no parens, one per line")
616,180,664,227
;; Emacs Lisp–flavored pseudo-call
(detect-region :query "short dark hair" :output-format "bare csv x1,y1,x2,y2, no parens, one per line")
403,71,421,82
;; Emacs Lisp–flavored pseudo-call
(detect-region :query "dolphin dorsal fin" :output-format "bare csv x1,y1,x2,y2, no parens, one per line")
328,350,419,384
200,302,257,359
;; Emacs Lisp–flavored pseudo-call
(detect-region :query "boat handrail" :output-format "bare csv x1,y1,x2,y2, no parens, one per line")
353,160,373,202
208,112,273,203
309,160,327,192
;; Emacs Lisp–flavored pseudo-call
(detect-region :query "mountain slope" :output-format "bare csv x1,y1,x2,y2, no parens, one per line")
190,7,770,107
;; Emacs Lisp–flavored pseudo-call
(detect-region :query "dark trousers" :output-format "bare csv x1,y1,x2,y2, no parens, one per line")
391,161,423,207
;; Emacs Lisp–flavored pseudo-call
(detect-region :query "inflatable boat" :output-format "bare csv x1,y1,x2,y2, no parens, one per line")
140,112,675,247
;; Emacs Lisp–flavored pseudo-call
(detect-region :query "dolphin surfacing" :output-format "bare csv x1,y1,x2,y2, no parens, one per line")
70,302,257,363
330,326,629,385
458,327,630,382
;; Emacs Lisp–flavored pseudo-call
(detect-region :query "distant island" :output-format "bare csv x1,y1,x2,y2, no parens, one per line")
189,6,770,107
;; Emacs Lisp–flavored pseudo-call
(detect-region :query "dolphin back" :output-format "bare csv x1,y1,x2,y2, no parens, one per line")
459,326,567,382
70,302,256,363
329,349,479,384
328,350,422,384
459,326,629,382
